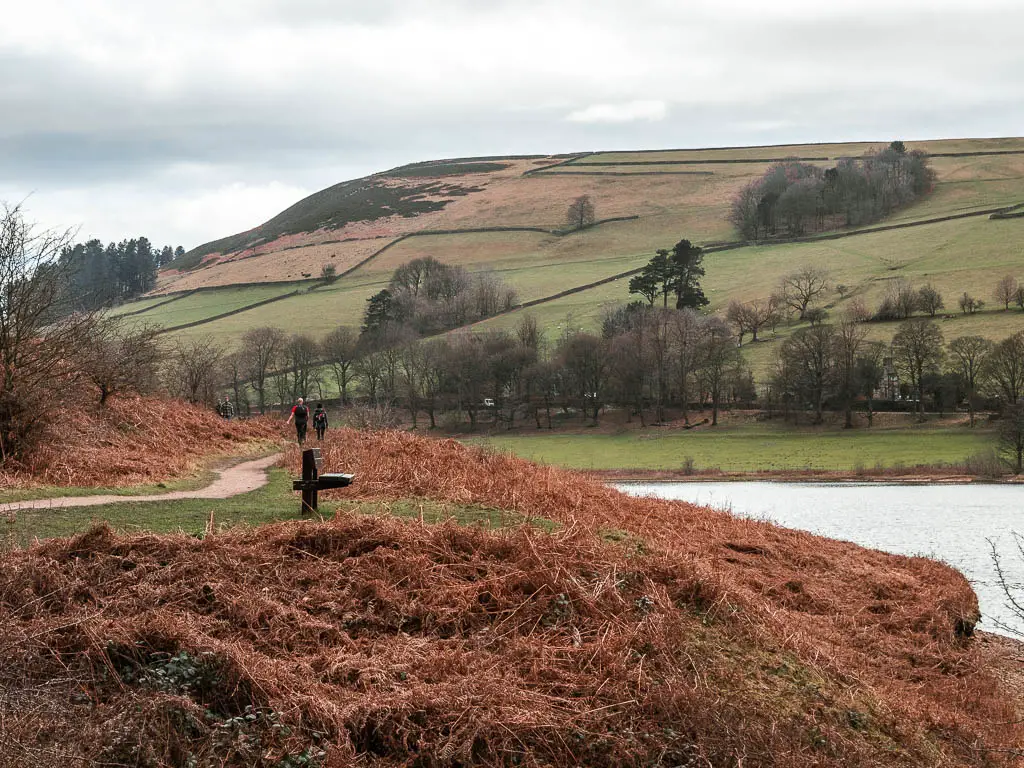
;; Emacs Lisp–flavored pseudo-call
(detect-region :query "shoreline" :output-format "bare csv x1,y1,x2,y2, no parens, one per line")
587,468,1024,484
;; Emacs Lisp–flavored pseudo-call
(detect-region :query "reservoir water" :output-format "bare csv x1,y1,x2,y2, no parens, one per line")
615,482,1024,637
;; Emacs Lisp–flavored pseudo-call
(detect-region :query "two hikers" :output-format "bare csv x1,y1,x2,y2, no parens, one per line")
285,399,332,444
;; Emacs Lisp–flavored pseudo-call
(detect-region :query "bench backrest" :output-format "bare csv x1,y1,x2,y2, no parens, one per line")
301,448,324,480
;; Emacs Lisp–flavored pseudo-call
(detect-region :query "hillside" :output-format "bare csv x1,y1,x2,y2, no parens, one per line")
0,395,277,490
119,138,1024,366
0,429,1019,766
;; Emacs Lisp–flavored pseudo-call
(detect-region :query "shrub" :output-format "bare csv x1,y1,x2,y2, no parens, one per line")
343,402,401,431
962,449,1006,478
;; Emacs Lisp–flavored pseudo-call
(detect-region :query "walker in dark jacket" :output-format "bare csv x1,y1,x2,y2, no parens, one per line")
313,404,328,441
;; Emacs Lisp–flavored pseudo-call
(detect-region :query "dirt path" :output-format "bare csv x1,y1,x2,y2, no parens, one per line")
0,453,284,513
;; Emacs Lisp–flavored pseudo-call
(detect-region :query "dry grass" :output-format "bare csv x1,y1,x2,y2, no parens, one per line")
0,395,278,489
156,239,390,293
0,428,1018,765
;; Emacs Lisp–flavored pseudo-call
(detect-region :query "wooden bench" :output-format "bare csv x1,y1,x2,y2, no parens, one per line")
292,448,353,513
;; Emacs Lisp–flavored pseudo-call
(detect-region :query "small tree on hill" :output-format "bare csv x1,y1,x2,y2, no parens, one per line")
668,239,709,310
995,275,1019,310
917,283,944,317
779,265,829,320
320,263,338,284
958,292,983,315
566,195,596,231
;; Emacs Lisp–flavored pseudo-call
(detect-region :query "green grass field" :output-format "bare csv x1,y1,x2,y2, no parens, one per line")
119,283,303,331
107,293,188,317
470,422,992,473
2,468,549,548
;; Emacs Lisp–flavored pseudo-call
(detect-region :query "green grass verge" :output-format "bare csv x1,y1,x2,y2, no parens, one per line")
2,469,554,548
469,422,992,473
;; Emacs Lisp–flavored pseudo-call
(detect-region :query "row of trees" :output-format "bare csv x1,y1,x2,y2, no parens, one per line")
221,307,749,431
729,142,934,239
726,269,1024,347
362,257,518,338
771,318,1024,468
59,237,185,312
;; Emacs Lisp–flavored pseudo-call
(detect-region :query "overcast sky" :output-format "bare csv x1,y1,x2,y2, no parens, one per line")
3,0,1023,249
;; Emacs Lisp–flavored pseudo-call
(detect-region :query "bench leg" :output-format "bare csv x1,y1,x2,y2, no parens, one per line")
301,488,318,514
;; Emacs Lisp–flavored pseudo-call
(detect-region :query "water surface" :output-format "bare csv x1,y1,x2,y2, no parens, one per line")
616,482,1024,636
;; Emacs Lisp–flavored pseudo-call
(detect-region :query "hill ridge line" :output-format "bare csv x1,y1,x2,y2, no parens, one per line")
548,149,1024,168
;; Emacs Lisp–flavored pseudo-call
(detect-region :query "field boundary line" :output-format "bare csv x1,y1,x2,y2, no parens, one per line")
115,290,197,317
335,216,641,280
153,290,306,335
540,169,716,176
522,153,594,175
457,202,1022,329
148,200,1015,338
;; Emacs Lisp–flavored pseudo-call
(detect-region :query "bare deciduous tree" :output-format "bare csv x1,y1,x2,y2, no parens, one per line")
776,324,837,424
0,204,98,460
916,283,944,317
983,331,1024,406
833,320,868,428
891,318,944,420
994,275,1019,311
284,333,319,401
321,326,358,404
165,336,224,405
726,298,780,345
997,403,1024,474
698,318,739,426
240,326,286,414
779,265,830,321
80,320,163,405
947,336,993,427
958,292,983,315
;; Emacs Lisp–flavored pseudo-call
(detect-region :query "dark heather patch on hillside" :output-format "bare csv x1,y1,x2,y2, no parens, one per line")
385,162,511,178
179,179,484,266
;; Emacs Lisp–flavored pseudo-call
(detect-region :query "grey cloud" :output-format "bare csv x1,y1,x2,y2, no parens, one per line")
2,0,1023,246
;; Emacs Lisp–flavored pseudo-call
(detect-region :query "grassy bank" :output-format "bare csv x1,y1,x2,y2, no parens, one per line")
2,468,542,548
1,428,1019,765
470,421,992,473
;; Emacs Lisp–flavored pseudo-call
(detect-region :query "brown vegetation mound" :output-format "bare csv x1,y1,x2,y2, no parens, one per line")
0,429,1018,766
0,395,277,488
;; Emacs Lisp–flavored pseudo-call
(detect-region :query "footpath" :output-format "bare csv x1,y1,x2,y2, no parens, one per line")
0,453,283,513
